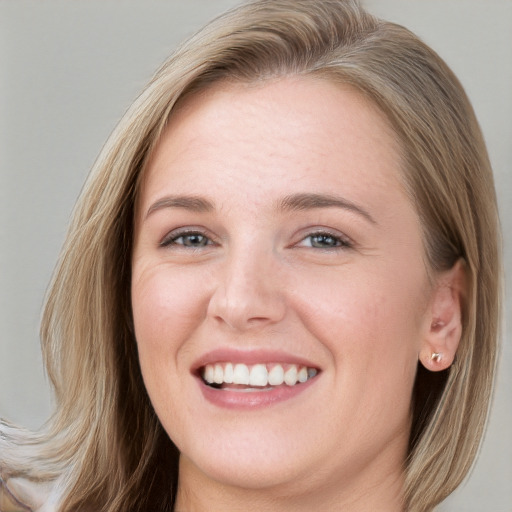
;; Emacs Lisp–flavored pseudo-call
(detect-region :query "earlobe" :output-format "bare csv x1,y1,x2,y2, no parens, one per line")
420,259,467,372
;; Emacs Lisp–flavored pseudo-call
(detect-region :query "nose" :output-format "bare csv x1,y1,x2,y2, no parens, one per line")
207,247,287,332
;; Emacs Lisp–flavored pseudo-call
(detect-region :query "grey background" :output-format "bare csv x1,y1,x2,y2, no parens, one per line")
0,1,510,510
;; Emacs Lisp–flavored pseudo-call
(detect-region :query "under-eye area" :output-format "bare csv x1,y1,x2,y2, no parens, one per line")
199,362,319,390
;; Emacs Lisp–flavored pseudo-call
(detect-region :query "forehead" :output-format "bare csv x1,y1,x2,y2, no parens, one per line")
139,76,406,215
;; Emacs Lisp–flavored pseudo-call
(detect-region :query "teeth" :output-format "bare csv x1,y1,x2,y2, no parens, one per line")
268,365,284,385
298,366,308,383
204,364,214,384
284,365,298,386
249,364,268,386
201,362,318,388
224,363,234,384
213,364,224,384
233,364,250,385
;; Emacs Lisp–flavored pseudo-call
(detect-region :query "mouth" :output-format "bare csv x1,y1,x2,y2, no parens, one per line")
199,362,319,392
193,350,322,409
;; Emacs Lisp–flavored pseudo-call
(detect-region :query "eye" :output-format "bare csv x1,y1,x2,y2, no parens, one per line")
298,231,352,250
160,230,213,248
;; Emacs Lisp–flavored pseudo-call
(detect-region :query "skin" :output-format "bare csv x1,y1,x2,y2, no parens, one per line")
131,77,462,511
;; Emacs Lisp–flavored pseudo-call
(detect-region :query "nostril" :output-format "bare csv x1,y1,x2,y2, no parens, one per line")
206,271,287,331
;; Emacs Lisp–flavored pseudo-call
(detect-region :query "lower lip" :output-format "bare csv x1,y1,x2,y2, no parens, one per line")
198,376,318,409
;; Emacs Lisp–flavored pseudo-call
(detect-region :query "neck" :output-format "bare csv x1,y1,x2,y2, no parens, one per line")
173,451,406,512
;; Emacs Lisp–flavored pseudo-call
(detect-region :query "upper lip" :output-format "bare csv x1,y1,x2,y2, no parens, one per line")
191,348,320,374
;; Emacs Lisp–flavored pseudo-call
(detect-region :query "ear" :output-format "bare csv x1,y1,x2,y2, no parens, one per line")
419,259,467,372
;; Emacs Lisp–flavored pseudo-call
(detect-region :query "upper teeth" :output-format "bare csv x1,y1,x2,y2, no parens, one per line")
202,363,318,387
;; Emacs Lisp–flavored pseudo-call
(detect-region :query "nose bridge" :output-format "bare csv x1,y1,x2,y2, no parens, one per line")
208,237,286,330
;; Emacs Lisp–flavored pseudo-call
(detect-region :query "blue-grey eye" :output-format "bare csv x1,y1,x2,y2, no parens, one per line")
161,231,211,248
175,233,209,247
308,233,341,248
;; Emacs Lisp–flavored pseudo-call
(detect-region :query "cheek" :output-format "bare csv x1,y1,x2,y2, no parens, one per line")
131,264,208,366
279,267,424,462
300,272,423,347
295,264,425,396
130,264,212,440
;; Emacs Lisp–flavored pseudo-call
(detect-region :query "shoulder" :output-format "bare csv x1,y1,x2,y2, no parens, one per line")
1,474,57,512
0,475,54,512
1,475,32,511
1,420,63,512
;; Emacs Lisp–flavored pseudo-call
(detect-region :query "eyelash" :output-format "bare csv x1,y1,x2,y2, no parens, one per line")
160,228,353,252
160,229,215,249
297,230,353,250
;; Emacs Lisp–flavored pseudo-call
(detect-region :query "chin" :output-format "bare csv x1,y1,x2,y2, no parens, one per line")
181,447,312,492
175,420,321,491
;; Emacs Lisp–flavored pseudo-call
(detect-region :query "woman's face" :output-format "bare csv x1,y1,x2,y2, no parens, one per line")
132,77,432,497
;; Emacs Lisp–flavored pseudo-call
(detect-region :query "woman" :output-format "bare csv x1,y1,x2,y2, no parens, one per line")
0,0,502,511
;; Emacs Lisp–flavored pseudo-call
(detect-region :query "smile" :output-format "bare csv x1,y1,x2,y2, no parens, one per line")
201,362,318,390
193,350,321,409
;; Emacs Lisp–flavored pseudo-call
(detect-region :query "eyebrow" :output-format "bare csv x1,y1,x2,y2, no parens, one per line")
145,192,376,224
145,195,215,218
278,193,376,224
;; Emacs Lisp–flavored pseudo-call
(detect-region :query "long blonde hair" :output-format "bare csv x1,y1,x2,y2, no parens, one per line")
0,1,501,511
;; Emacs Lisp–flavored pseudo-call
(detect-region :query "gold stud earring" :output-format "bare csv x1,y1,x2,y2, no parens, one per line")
431,352,442,363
